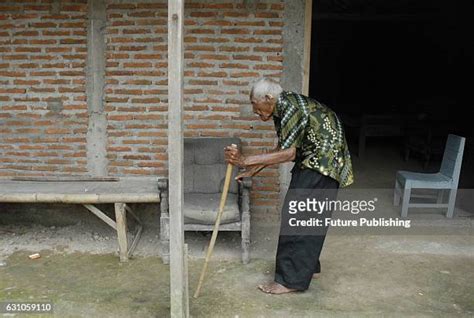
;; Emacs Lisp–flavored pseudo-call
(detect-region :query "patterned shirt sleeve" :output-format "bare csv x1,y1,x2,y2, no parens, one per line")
279,95,309,150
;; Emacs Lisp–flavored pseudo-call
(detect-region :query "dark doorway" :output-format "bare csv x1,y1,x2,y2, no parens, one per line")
308,0,474,187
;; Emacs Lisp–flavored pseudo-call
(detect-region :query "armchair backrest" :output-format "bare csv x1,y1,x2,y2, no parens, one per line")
184,138,240,194
440,134,466,186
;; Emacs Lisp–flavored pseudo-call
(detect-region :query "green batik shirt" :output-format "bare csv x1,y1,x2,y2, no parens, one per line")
273,91,354,187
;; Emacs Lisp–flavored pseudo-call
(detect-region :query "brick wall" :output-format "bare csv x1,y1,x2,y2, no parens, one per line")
1,0,285,216
0,0,88,175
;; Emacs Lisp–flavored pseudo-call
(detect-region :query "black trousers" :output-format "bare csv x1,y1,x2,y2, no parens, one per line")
274,165,339,291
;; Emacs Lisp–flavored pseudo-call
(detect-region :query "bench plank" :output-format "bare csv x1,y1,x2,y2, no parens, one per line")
0,178,161,203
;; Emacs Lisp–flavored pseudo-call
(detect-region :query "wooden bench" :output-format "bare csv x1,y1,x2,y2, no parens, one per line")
0,176,167,262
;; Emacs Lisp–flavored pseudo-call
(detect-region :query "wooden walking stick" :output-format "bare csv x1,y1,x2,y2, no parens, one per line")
193,146,236,298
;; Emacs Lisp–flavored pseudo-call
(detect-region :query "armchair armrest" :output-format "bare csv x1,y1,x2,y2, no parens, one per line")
241,177,252,189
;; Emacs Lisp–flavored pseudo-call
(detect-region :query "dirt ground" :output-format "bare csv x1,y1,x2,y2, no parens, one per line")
1,217,473,318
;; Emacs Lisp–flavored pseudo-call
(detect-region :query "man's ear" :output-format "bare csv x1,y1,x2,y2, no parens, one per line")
265,94,274,102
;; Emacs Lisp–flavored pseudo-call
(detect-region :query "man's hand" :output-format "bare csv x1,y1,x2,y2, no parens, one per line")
235,169,255,182
224,144,248,168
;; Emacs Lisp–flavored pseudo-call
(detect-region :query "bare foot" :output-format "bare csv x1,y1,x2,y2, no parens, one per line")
257,282,298,294
312,273,321,279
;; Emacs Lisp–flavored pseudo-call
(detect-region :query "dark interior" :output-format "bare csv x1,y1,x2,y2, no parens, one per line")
309,0,474,187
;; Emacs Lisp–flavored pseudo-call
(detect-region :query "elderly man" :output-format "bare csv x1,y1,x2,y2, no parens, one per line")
225,77,354,294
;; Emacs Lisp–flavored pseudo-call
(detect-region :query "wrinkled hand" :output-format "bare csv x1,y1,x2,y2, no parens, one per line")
224,144,247,168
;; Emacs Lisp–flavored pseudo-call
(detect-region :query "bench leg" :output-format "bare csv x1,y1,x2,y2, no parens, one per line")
115,203,128,262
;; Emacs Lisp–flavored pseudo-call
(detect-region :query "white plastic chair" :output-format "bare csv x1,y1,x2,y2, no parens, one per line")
394,134,466,218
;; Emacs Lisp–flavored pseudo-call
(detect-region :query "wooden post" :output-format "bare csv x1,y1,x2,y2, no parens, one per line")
302,0,313,96
114,203,128,262
168,0,189,317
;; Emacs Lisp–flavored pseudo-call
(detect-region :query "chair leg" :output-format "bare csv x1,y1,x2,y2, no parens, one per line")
159,186,170,265
437,189,445,204
160,211,170,264
446,188,458,218
401,186,411,218
394,180,401,206
241,210,250,264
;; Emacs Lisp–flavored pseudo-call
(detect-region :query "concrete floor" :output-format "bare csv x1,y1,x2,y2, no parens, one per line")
1,142,473,317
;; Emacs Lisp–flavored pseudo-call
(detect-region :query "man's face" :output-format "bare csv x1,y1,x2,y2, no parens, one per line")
251,95,275,122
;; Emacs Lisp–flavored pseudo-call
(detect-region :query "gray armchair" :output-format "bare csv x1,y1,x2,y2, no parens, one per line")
160,137,252,264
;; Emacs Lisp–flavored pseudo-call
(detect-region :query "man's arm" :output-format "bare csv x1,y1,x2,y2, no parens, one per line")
243,146,279,174
225,146,296,168
244,147,296,166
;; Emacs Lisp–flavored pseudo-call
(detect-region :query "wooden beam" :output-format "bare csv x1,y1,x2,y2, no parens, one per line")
83,204,117,230
167,0,189,317
302,0,313,96
10,176,119,182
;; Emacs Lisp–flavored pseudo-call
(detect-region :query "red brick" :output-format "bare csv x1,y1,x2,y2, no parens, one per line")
186,45,215,52
200,37,230,43
221,29,250,35
31,22,57,28
234,21,265,27
199,54,230,60
220,63,249,69
129,11,156,18
137,4,167,9
189,29,215,34
203,20,232,26
190,12,217,18
198,71,227,78
3,55,28,60
219,46,249,52
254,64,284,70
233,55,263,61
230,72,260,78
235,37,263,43
188,79,218,86
254,30,282,35
223,12,249,18
0,87,26,94
187,62,215,68
123,62,153,68
108,4,137,10
255,12,280,18
0,71,26,77
254,47,282,53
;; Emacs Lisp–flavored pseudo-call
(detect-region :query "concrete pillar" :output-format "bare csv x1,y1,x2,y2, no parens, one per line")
86,0,108,176
280,0,306,207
